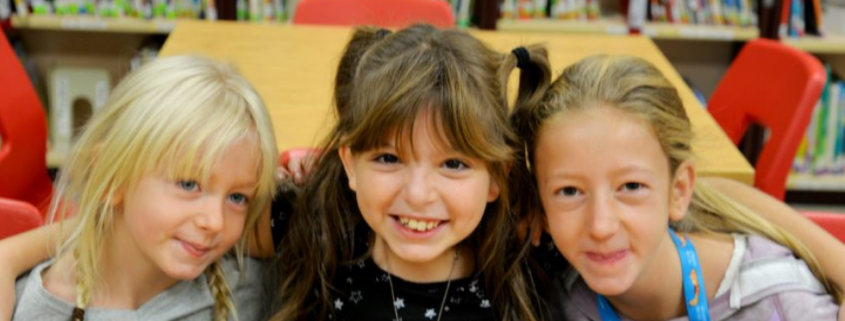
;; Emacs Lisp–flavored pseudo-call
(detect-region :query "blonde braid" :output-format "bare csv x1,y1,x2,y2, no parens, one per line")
73,249,91,321
206,261,238,321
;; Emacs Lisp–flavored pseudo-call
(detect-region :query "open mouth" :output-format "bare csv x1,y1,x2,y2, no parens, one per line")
393,215,446,233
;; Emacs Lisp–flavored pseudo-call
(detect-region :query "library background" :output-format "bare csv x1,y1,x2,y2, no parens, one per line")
1,0,845,215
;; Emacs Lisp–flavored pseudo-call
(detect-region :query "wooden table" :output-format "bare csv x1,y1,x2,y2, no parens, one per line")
161,20,754,184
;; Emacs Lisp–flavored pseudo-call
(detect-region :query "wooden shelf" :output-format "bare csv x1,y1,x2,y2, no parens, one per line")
788,173,845,192
784,34,845,54
46,148,67,169
10,15,177,34
641,23,758,41
497,18,758,41
497,17,629,35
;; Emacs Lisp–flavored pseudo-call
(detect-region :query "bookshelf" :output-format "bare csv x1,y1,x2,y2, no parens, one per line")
10,15,177,33
497,18,760,41
784,35,845,55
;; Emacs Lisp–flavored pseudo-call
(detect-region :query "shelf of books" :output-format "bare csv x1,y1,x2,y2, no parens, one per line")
497,16,630,35
784,35,845,55
498,0,760,40
789,66,845,192
10,15,177,33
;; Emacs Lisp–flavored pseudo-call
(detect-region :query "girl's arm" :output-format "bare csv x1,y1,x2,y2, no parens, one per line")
0,222,64,320
701,177,845,290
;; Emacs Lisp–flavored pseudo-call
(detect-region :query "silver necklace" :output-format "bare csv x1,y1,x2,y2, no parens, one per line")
385,247,459,321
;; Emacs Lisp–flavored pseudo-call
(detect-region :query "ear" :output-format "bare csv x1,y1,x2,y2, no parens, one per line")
668,160,696,222
338,146,358,192
487,178,501,202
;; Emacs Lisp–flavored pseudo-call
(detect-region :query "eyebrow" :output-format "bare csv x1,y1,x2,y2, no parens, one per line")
543,165,656,184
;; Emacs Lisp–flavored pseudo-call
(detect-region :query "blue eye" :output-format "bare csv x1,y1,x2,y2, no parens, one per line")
443,159,468,170
557,187,581,197
621,182,644,191
228,193,249,205
374,154,399,164
178,180,199,191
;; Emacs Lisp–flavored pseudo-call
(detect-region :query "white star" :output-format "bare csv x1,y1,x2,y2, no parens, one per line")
424,309,437,319
350,291,363,303
394,298,405,309
480,299,491,308
334,299,344,310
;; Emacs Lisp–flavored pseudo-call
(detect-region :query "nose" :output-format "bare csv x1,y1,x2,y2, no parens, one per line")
587,191,620,241
403,165,437,210
195,196,225,233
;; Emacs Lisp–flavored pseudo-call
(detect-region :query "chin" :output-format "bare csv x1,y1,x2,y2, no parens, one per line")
163,262,211,280
390,244,448,263
580,272,634,296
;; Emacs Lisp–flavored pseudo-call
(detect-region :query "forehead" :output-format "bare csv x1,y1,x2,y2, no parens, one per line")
381,108,456,153
162,134,261,185
535,106,668,175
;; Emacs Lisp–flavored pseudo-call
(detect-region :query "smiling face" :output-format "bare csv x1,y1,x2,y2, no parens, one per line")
533,104,693,296
113,136,260,281
340,111,500,269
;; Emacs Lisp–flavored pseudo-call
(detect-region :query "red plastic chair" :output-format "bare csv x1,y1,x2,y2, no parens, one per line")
0,197,44,240
708,39,826,200
0,32,53,214
802,211,845,244
292,0,455,28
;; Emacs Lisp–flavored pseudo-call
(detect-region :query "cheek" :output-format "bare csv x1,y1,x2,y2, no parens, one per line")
220,213,247,248
545,211,584,254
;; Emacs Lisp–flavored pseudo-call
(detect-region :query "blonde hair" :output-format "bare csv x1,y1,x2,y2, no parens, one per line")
274,24,551,321
49,55,279,319
511,54,841,302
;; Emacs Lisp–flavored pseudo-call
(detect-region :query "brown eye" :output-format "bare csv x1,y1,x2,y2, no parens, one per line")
443,159,468,170
557,187,580,197
621,182,644,192
374,154,399,164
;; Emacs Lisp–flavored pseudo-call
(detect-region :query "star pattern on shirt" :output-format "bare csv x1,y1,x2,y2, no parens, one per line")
480,299,490,308
394,298,405,309
334,298,344,310
350,291,363,303
424,309,437,319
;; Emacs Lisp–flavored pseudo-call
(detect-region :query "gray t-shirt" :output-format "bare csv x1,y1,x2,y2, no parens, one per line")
555,234,839,321
13,256,273,320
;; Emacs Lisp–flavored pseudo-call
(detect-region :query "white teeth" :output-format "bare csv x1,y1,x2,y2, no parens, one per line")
397,216,441,232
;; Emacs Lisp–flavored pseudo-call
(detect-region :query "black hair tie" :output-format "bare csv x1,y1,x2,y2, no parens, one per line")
512,47,531,70
375,29,392,40
72,307,85,321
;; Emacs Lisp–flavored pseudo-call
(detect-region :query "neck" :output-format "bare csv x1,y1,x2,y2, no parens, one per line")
606,233,686,321
44,219,180,309
371,237,474,283
94,234,180,309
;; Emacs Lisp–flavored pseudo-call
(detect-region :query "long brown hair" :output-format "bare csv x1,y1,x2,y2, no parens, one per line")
511,54,840,302
272,24,551,320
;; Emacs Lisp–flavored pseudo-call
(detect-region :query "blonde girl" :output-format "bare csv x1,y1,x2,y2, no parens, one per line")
12,55,278,320
511,55,839,320
272,24,551,321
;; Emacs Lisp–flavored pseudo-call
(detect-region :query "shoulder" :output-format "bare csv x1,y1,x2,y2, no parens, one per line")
219,256,274,320
713,235,838,320
548,271,600,321
13,260,74,321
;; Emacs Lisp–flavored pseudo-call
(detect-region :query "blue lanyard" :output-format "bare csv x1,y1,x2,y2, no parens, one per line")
596,227,710,321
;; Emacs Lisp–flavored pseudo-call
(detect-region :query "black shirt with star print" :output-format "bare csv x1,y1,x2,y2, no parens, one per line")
269,187,569,321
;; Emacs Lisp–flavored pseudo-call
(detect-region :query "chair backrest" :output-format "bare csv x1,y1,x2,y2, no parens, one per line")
0,31,53,213
0,197,44,240
292,0,455,28
708,39,826,200
802,211,845,244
